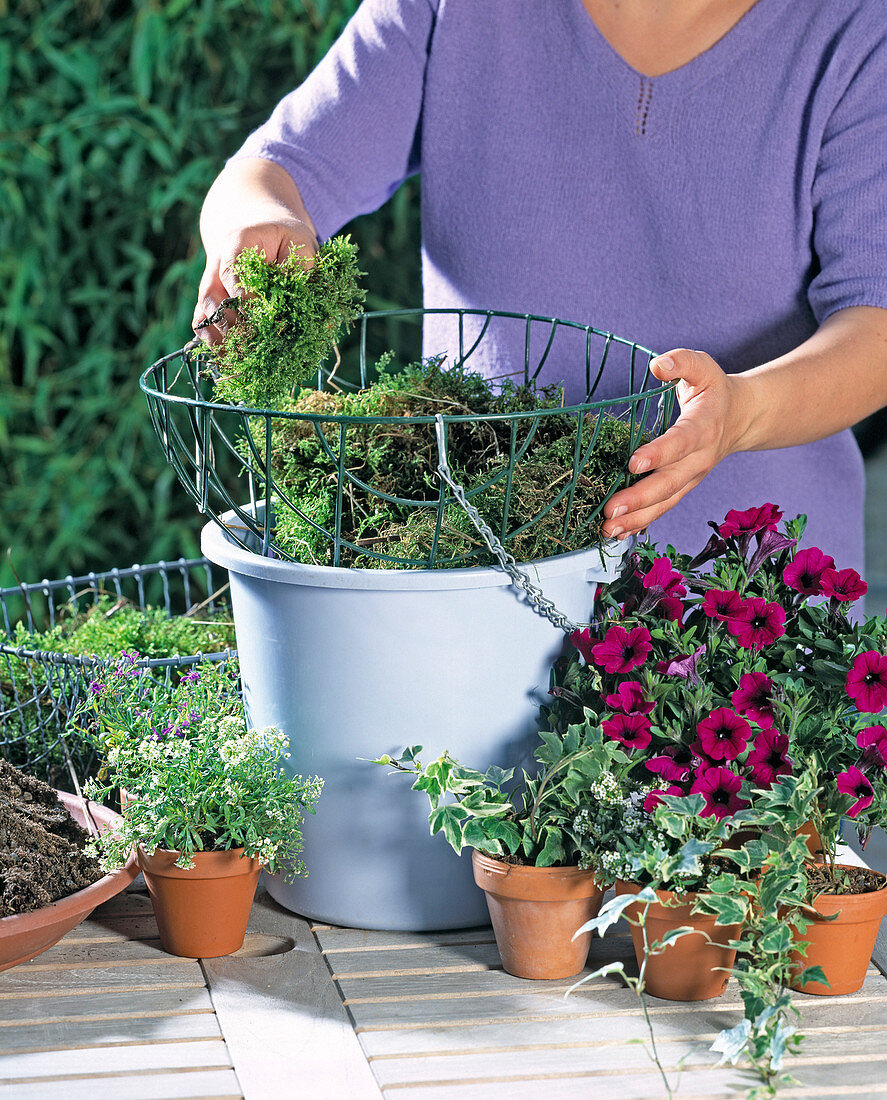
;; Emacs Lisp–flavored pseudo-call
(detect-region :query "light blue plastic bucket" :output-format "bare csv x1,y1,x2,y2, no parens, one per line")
202,508,620,930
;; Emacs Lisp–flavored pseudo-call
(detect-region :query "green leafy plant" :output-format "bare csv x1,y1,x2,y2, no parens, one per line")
373,719,626,866
80,655,322,874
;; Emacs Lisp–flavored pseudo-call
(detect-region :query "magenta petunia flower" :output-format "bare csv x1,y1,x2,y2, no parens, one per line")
731,671,776,723
782,546,835,596
702,588,744,621
605,680,655,715
846,651,887,713
728,597,786,649
691,766,748,820
836,766,875,818
591,623,653,674
643,785,685,814
857,725,887,770
602,712,653,752
820,567,868,603
696,708,752,762
642,556,687,598
645,744,695,782
570,627,595,664
746,726,793,787
659,595,685,624
718,504,783,541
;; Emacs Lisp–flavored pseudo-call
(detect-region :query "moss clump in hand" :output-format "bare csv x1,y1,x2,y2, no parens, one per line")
213,236,365,408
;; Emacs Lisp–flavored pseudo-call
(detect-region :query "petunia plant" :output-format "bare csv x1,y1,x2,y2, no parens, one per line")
544,502,887,893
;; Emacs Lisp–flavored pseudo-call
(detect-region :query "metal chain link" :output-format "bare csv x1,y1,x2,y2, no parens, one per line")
434,415,584,635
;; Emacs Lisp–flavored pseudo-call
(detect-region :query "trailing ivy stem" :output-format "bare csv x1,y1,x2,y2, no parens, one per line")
636,904,676,1100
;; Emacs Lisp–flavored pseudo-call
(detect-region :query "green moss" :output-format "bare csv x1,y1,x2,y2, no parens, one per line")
213,236,366,408
244,356,646,568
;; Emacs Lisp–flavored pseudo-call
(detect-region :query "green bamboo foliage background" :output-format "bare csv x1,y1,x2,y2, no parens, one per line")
0,0,420,588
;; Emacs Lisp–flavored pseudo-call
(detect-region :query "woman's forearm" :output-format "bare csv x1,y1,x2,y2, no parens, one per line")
730,305,887,452
602,304,887,539
193,157,318,342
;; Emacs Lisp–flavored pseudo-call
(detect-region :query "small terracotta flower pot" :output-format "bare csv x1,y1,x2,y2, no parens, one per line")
616,880,741,1001
789,865,887,996
137,846,262,958
472,851,603,980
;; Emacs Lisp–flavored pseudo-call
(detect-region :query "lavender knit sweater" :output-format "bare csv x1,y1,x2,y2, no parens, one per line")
234,0,887,573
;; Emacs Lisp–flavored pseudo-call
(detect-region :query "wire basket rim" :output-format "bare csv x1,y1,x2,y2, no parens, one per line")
140,306,667,424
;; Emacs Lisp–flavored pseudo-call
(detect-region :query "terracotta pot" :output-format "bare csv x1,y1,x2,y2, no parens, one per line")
471,851,604,980
789,865,887,996
137,846,262,958
616,880,741,1001
0,793,138,972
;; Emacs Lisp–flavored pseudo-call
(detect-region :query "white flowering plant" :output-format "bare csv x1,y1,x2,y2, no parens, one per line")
80,660,322,875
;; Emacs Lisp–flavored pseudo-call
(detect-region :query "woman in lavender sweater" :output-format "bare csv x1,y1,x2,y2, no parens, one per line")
193,0,887,572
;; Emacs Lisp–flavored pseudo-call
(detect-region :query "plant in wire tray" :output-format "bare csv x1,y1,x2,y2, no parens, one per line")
206,242,649,568
0,595,236,779
78,656,322,875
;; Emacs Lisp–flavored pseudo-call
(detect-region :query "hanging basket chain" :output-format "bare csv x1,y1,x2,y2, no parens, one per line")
434,415,584,635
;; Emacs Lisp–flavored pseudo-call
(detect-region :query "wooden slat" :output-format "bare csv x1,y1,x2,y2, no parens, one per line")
328,944,502,978
0,1009,222,1053
16,938,170,967
64,916,160,943
0,961,201,997
0,1037,231,1080
201,890,382,1100
314,929,495,954
367,1032,887,1088
4,1068,242,1100
0,985,213,1022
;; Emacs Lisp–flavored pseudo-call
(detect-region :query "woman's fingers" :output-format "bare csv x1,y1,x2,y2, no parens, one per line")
191,221,318,345
603,347,743,538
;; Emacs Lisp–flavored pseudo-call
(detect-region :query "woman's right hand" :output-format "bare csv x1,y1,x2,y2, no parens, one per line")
192,159,319,345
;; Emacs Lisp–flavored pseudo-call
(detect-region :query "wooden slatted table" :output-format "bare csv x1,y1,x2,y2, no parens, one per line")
1,883,885,1100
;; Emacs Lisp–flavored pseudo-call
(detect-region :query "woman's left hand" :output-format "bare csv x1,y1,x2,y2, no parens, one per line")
602,349,751,540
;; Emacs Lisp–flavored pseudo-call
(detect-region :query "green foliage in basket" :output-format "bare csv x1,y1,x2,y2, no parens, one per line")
213,237,366,408
3,595,235,664
81,657,322,875
247,354,647,567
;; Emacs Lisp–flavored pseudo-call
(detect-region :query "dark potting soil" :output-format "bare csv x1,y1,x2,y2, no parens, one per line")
806,862,887,898
0,760,103,918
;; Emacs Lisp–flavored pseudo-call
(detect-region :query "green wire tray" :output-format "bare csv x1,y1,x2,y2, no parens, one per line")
140,308,674,569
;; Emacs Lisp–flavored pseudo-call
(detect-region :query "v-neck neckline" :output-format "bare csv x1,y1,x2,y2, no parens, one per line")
561,0,789,92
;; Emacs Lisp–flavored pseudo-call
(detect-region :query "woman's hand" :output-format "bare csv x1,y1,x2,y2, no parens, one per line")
602,349,751,540
192,159,318,345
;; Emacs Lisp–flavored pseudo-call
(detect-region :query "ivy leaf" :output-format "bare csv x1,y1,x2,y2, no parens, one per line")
428,803,469,853
575,888,656,939
759,924,793,954
711,1019,751,1065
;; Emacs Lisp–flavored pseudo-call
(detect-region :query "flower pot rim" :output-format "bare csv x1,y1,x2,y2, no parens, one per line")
471,850,602,902
137,844,262,879
203,507,620,591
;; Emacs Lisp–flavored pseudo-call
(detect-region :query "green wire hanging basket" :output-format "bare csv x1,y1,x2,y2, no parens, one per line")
140,308,674,569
